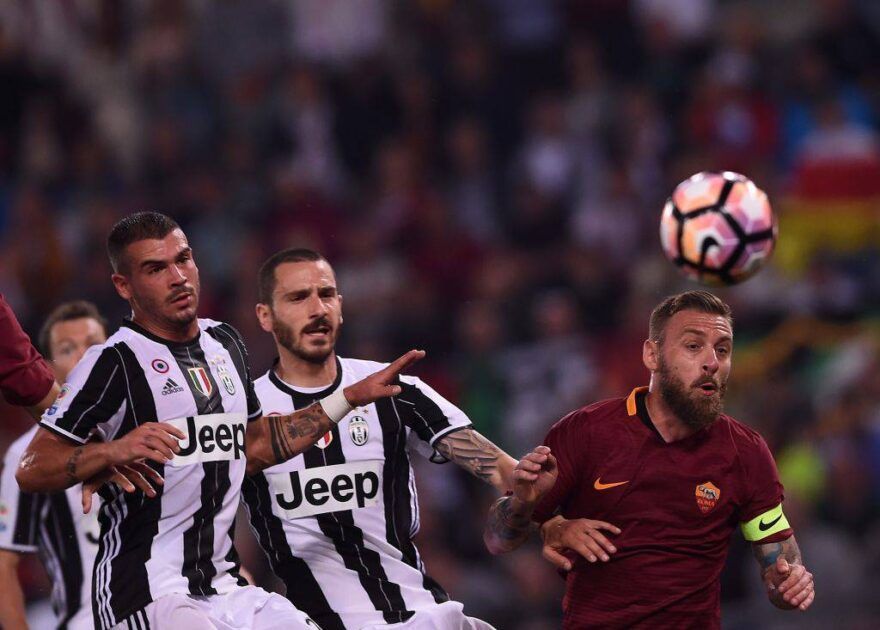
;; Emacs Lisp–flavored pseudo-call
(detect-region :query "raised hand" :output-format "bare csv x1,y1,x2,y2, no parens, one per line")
342,349,425,407
541,516,621,571
513,445,558,505
764,556,815,611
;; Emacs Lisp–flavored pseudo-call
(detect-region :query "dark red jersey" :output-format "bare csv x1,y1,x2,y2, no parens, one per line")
534,387,792,629
0,294,54,408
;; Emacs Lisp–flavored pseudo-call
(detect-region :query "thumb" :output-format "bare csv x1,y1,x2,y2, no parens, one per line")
82,488,92,514
776,556,790,574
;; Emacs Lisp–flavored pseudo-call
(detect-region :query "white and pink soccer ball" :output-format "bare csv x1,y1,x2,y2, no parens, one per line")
660,171,778,286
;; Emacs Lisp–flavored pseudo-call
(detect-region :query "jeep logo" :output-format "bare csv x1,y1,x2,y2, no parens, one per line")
167,413,246,467
268,461,383,519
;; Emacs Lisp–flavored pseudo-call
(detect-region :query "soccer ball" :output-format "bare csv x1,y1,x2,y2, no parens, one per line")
660,171,777,286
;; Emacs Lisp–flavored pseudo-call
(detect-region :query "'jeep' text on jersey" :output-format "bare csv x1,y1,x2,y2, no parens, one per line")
242,357,472,630
38,319,262,629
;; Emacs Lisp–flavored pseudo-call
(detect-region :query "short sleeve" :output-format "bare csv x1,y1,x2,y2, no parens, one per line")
0,431,43,552
739,433,793,542
39,345,127,444
532,410,586,524
0,294,55,407
394,376,472,456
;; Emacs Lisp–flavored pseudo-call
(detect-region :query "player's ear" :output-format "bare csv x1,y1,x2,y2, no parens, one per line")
255,302,274,333
643,339,659,372
338,293,343,325
111,273,132,301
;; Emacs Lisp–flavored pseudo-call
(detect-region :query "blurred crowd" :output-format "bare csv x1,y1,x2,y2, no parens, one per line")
1,1,879,628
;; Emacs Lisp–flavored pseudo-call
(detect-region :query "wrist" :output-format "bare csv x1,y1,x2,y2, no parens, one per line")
321,388,353,423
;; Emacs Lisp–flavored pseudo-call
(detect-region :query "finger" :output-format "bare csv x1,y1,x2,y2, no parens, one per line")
586,520,622,535
82,486,94,514
798,590,814,611
380,350,425,380
143,437,175,460
577,536,611,562
153,422,187,440
544,453,558,474
781,571,811,599
513,470,539,482
776,557,790,575
570,541,600,563
121,469,157,497
126,462,164,486
138,447,172,465
517,458,545,472
532,445,551,455
149,428,183,452
777,566,805,593
542,546,572,571
109,470,136,493
385,385,402,397
583,529,617,555
788,581,814,607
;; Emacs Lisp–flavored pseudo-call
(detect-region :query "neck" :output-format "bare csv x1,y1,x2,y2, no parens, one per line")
275,347,337,388
131,311,198,342
645,378,697,442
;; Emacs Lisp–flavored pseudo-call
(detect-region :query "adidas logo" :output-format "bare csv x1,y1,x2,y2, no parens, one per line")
162,378,185,396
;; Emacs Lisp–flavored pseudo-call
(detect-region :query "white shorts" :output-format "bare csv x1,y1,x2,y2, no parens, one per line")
112,585,320,630
363,601,495,630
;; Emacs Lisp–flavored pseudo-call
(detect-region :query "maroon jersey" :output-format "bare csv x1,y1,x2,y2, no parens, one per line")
534,387,792,629
0,294,54,407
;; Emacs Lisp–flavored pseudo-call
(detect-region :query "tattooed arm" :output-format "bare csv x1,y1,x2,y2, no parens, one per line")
752,535,815,611
245,350,424,476
434,428,517,492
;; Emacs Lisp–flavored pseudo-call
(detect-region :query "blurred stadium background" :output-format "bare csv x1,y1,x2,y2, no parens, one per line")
1,1,878,628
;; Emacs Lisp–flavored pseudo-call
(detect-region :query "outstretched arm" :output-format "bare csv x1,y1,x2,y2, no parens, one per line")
434,428,517,493
752,535,815,611
245,350,424,475
0,550,27,630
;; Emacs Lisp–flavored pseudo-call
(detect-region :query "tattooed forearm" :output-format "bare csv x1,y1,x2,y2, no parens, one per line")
268,415,294,462
249,403,338,474
436,428,514,489
287,404,330,440
65,446,85,483
752,536,801,571
484,495,536,554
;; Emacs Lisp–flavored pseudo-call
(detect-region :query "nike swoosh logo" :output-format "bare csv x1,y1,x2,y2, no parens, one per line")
594,478,629,491
758,514,782,531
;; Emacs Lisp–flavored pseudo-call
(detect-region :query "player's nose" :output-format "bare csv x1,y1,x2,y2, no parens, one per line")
702,351,720,374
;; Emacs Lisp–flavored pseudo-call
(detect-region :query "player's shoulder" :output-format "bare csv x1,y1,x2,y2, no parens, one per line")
339,356,387,378
199,318,241,340
715,414,771,453
549,395,628,433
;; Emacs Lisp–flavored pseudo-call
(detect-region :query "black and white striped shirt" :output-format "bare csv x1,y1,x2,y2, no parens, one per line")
242,357,471,630
38,318,261,629
0,425,101,629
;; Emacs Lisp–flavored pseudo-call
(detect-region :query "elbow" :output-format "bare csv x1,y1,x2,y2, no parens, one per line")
482,531,508,556
15,464,39,493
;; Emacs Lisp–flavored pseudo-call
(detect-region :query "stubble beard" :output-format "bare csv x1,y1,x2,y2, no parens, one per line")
657,356,726,431
273,316,336,365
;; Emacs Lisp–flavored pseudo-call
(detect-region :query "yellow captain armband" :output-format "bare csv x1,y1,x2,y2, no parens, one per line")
740,503,790,541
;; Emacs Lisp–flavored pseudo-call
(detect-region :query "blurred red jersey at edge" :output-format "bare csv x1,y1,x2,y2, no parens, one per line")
532,387,793,629
0,294,55,410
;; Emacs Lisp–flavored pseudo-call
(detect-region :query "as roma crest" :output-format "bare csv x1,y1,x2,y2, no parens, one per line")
695,481,721,514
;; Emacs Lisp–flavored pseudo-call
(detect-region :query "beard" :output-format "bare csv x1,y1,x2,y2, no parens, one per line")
273,315,337,365
657,357,726,431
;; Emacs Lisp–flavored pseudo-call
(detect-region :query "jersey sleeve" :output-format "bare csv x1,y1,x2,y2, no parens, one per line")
216,323,262,421
0,294,55,407
738,433,793,543
39,345,127,444
0,433,43,552
395,376,472,460
532,409,586,524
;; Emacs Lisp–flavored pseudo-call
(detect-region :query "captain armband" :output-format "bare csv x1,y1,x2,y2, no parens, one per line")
740,503,791,541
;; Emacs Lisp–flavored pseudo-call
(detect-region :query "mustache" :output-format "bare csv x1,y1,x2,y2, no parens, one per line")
301,317,332,334
167,287,195,303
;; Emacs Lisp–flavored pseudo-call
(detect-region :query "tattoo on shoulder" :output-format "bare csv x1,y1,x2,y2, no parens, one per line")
65,446,84,484
435,429,502,483
752,535,801,571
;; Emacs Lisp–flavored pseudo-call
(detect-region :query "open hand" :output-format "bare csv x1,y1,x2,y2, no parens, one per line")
541,516,621,571
343,350,425,407
81,462,165,513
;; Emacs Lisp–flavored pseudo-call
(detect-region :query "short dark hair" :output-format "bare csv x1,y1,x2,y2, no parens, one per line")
257,248,327,305
649,291,733,343
107,212,180,273
38,300,109,358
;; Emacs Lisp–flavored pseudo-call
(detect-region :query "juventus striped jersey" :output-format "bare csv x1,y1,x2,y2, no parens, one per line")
242,357,471,630
38,318,261,629
1,425,101,630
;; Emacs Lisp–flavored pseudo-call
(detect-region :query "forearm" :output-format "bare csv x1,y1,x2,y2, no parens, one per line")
16,432,114,493
0,551,28,630
754,536,803,609
483,494,537,554
24,381,60,421
246,402,336,476
435,428,517,492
